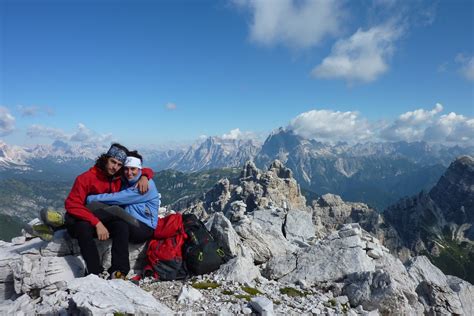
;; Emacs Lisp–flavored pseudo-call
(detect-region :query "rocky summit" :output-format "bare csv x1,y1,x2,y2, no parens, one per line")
1,159,473,315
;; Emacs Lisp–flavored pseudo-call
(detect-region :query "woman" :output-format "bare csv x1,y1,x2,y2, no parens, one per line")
86,151,160,279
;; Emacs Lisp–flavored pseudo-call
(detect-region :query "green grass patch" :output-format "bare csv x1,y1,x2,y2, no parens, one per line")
222,290,234,295
422,233,474,284
191,281,220,290
242,286,262,296
234,294,252,301
279,287,306,297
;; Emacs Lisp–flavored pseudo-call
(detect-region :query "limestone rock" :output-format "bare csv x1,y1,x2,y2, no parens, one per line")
12,254,85,296
284,209,316,242
207,212,243,257
213,254,261,284
250,296,274,315
177,285,203,304
234,208,295,264
447,275,474,315
312,194,404,257
181,159,309,218
68,275,173,314
407,256,463,314
264,225,375,284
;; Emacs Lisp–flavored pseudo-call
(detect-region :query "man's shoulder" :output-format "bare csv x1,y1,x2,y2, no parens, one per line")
75,167,99,182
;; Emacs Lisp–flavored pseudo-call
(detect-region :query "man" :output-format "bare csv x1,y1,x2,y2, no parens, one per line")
63,143,154,279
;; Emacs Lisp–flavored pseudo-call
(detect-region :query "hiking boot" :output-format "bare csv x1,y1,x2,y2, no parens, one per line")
129,275,141,285
110,271,127,280
98,271,110,280
40,207,65,228
29,224,54,241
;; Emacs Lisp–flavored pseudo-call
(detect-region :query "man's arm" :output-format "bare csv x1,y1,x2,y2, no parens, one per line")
137,167,154,194
141,168,154,179
65,176,100,226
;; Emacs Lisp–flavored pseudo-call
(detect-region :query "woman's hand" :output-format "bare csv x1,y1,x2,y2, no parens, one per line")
136,176,149,194
96,221,109,240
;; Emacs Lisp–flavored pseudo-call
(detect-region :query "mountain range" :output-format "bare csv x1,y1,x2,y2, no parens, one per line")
2,128,472,209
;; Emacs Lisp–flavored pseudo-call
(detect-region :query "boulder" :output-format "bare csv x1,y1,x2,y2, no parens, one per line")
264,224,375,284
447,275,474,315
213,253,261,284
67,275,173,314
234,208,295,264
407,256,463,314
207,212,244,257
284,209,316,242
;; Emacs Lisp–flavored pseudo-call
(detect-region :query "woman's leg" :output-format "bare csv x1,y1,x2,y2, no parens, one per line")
128,220,154,244
87,202,139,227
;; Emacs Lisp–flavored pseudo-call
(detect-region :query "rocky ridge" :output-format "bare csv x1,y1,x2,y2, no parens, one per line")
0,160,473,314
384,155,474,282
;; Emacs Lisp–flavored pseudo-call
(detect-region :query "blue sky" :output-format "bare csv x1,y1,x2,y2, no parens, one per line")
0,0,473,148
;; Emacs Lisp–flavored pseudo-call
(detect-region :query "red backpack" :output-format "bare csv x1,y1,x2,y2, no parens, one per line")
142,213,188,281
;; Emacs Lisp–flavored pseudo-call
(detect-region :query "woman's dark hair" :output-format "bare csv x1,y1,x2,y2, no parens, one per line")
95,143,129,173
127,150,143,163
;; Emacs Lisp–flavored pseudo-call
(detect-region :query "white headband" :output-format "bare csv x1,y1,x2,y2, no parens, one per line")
125,156,142,169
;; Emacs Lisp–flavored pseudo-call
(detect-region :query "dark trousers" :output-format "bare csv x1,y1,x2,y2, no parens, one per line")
66,203,154,275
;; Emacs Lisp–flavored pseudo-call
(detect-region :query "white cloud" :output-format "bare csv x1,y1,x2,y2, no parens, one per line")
221,128,255,140
235,0,344,49
17,105,55,117
398,103,443,123
379,103,474,145
288,103,473,146
165,102,177,110
27,124,68,141
0,107,16,136
380,103,443,142
455,54,474,81
312,24,402,83
27,123,113,144
424,113,474,145
288,109,372,142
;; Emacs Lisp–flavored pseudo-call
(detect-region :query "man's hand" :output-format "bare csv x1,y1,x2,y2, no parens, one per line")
96,221,110,240
136,176,149,194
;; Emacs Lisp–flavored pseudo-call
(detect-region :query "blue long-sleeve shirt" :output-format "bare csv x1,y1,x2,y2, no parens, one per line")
86,173,159,229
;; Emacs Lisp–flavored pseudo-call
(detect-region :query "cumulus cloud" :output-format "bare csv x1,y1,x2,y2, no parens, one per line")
221,128,256,140
379,103,474,145
312,24,403,83
235,0,344,49
0,107,16,136
455,54,474,81
288,104,473,146
17,105,55,117
27,123,113,144
379,103,444,142
165,102,177,110
288,109,372,143
424,113,474,144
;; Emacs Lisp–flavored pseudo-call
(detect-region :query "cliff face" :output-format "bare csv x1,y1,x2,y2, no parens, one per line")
429,155,474,227
384,156,474,282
